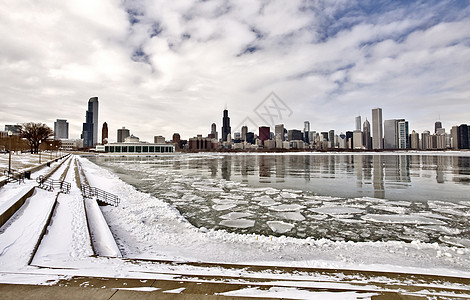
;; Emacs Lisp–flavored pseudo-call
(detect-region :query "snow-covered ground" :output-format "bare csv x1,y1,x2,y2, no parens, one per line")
0,153,469,299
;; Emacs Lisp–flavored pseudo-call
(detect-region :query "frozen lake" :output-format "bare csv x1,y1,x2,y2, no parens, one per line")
89,152,470,246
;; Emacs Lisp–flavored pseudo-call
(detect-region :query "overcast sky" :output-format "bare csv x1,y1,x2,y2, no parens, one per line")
1,0,469,142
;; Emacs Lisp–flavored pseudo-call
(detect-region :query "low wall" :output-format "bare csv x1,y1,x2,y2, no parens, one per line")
0,187,35,228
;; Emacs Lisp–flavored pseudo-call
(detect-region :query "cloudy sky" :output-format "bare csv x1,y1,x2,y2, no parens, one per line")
1,0,469,142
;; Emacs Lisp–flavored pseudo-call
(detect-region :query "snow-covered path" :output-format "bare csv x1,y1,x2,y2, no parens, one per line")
32,157,93,266
0,188,56,269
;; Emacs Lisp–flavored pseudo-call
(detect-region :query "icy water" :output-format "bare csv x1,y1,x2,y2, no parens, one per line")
90,153,470,246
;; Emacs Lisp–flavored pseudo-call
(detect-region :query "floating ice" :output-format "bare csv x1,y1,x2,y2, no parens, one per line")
280,192,298,199
421,225,461,235
439,236,470,248
220,219,255,228
269,204,305,212
267,221,295,233
220,212,252,220
309,206,363,215
212,204,237,211
307,214,328,220
251,195,273,202
276,212,305,221
371,205,407,214
258,200,279,207
433,208,467,217
361,214,446,225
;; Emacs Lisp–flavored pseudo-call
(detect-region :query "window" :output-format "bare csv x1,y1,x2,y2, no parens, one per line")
115,146,121,153
129,146,135,153
122,146,128,152
149,146,154,152
136,146,142,153
143,146,148,153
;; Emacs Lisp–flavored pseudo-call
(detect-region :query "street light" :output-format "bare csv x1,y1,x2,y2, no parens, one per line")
39,140,41,163
8,131,12,174
50,143,53,160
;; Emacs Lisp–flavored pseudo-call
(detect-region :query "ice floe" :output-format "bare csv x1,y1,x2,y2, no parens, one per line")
267,221,295,233
220,219,255,228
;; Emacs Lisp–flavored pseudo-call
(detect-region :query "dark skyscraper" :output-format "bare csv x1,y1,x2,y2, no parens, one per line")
102,122,108,144
221,109,231,142
363,119,371,150
259,126,270,145
435,121,442,134
81,97,99,148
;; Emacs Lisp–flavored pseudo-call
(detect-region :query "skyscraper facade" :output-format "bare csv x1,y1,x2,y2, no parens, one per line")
372,108,383,149
398,119,409,149
435,121,442,134
221,109,231,142
102,122,108,144
304,121,310,143
54,119,69,139
355,116,361,131
363,119,371,150
259,126,270,145
81,97,99,148
275,124,285,141
241,125,248,141
383,119,398,149
210,123,218,140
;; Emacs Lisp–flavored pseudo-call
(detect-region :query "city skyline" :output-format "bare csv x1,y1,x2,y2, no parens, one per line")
0,1,469,141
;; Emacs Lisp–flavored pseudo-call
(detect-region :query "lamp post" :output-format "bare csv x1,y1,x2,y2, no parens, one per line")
8,131,12,174
50,143,53,160
38,141,41,163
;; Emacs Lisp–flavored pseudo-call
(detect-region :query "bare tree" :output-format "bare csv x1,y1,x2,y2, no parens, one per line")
20,123,54,154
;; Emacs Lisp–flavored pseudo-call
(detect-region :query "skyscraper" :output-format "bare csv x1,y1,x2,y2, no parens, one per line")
210,123,218,140
384,119,398,149
372,108,383,149
81,97,99,148
241,125,248,141
102,122,108,144
304,121,310,143
363,119,371,150
221,109,231,142
259,126,270,145
398,119,409,149
435,121,442,134
275,124,285,141
117,127,130,143
355,116,361,131
54,119,69,139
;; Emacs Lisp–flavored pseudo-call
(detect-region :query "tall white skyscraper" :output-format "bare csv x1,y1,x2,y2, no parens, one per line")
304,121,310,143
372,108,383,149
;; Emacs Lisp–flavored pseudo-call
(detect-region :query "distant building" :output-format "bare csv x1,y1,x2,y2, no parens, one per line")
117,127,130,143
102,122,108,144
81,97,99,147
4,125,22,135
304,121,310,143
345,131,353,149
355,116,361,131
397,120,409,149
125,135,140,143
210,123,218,140
172,133,181,150
384,119,398,149
241,125,248,141
363,119,371,150
275,124,285,141
221,109,231,142
189,135,216,151
372,108,383,149
246,132,255,144
421,131,431,150
410,130,420,149
259,126,270,145
328,130,335,148
54,119,69,139
353,131,363,149
435,121,442,134
451,126,459,149
288,129,303,141
458,124,469,149
154,136,165,144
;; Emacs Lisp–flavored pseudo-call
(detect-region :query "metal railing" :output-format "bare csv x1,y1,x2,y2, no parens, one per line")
81,184,120,207
36,175,71,194
3,170,25,184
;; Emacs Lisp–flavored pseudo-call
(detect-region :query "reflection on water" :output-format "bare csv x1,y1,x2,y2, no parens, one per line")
90,153,470,245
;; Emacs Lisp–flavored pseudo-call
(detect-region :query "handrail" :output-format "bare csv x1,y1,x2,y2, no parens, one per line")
36,175,71,194
3,170,25,184
81,184,120,207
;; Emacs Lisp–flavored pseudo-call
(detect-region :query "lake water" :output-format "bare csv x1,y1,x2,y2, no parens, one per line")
89,152,470,246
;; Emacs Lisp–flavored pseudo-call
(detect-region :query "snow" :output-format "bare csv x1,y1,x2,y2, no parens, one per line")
1,153,470,298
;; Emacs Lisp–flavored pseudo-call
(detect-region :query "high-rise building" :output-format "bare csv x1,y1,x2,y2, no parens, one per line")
81,97,99,147
275,124,285,141
328,130,335,148
372,108,383,149
363,119,371,150
117,127,130,143
259,126,270,145
398,119,409,149
241,125,248,141
210,123,218,140
221,109,231,142
355,116,361,131
102,122,108,144
54,119,69,139
304,121,310,143
458,124,469,149
172,133,181,150
383,119,398,149
246,132,255,144
421,130,431,149
451,126,459,149
410,130,419,149
154,136,165,144
288,129,303,141
435,121,442,134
